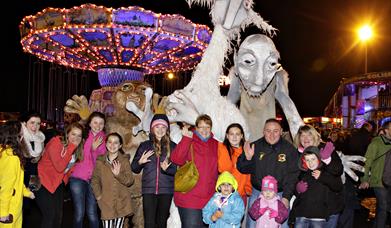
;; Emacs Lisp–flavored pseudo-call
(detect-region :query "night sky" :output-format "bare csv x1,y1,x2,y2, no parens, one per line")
3,0,391,117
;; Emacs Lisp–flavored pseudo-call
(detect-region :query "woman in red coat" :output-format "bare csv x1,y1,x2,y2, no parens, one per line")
171,114,219,227
36,122,84,228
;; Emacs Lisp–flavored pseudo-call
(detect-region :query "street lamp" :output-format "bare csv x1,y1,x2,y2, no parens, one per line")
358,24,373,74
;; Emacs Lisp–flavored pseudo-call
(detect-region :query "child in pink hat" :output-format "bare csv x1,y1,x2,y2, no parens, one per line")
248,175,288,228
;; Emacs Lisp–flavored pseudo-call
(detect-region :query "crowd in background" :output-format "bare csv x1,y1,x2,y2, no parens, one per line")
0,111,390,228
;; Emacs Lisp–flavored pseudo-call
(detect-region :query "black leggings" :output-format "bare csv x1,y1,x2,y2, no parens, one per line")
35,183,64,228
142,194,173,228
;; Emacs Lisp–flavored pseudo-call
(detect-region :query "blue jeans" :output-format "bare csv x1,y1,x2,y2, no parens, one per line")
294,217,326,228
69,177,99,228
177,207,207,228
373,187,391,228
247,187,290,228
324,213,339,228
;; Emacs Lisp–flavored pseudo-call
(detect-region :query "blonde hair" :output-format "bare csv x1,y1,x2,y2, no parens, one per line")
294,125,322,148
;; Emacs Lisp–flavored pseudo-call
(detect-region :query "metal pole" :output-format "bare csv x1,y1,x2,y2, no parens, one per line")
365,43,368,74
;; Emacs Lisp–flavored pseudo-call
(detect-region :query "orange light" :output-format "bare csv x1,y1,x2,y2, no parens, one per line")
167,72,175,79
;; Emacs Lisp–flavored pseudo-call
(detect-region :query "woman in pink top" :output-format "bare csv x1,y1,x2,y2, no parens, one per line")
171,114,219,227
69,112,106,228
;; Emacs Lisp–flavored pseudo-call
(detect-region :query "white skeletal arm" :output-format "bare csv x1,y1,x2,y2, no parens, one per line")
274,69,304,139
338,151,366,182
125,87,153,135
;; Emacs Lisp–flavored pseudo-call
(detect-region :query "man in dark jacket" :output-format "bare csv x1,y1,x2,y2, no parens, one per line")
237,118,299,228
338,122,373,228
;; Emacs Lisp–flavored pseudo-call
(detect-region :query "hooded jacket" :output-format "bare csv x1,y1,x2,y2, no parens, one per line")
291,149,342,219
91,152,134,220
0,147,33,225
202,191,244,227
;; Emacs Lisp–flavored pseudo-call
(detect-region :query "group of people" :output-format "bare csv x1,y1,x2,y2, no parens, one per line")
0,110,390,228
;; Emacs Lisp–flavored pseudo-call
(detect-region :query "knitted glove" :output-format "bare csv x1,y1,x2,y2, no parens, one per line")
296,180,308,194
259,207,268,215
320,141,335,160
269,209,278,219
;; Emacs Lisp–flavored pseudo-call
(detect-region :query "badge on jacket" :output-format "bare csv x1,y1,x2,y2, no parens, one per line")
277,154,286,162
259,152,265,160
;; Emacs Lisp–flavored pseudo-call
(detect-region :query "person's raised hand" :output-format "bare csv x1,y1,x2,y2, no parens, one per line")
244,141,254,160
181,123,193,138
138,150,154,165
92,136,104,151
320,141,335,160
111,160,121,176
160,159,172,171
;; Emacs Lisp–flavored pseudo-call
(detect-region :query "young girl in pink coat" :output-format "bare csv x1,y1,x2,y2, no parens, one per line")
248,176,288,228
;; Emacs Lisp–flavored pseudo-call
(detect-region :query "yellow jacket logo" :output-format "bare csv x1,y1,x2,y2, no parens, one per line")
278,154,286,162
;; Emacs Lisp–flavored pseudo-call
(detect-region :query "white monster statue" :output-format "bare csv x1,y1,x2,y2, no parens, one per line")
165,0,276,142
227,34,304,141
124,0,365,226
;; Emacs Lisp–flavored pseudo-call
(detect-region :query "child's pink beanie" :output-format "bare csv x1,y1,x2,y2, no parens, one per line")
262,175,278,193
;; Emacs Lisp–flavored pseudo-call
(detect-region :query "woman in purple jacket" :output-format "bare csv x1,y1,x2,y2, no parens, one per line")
131,114,177,228
69,112,106,228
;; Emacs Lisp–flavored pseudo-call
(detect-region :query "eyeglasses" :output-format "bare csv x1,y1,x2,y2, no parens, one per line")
196,126,211,130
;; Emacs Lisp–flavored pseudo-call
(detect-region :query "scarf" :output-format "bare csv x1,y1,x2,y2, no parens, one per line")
22,123,45,158
195,131,211,142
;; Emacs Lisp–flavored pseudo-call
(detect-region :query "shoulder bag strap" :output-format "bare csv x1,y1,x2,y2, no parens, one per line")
190,143,194,162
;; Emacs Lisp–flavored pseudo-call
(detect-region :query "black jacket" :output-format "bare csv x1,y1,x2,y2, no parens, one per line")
131,139,177,194
237,137,299,200
320,145,345,215
291,166,342,219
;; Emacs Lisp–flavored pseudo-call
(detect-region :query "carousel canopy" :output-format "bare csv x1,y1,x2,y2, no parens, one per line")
19,4,211,75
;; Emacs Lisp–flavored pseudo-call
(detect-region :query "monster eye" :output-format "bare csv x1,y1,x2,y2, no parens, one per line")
121,83,133,91
240,53,256,66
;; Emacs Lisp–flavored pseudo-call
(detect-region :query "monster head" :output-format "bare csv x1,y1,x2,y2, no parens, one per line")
113,81,151,122
234,34,281,96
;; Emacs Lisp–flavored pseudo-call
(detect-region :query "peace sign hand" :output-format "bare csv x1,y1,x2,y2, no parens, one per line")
160,159,172,171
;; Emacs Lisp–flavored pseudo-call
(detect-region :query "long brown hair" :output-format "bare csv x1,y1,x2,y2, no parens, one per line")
223,123,245,159
0,121,27,168
61,122,84,162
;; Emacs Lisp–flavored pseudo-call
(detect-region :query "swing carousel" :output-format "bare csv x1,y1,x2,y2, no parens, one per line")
20,3,211,85
20,3,211,118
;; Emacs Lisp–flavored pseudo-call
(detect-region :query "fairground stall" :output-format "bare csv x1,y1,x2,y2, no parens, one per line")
324,71,391,128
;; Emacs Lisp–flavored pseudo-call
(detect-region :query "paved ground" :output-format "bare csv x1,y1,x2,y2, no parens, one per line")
23,195,376,228
22,186,386,228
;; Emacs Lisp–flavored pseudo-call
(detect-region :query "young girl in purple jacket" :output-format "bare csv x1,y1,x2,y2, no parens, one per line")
131,114,177,228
